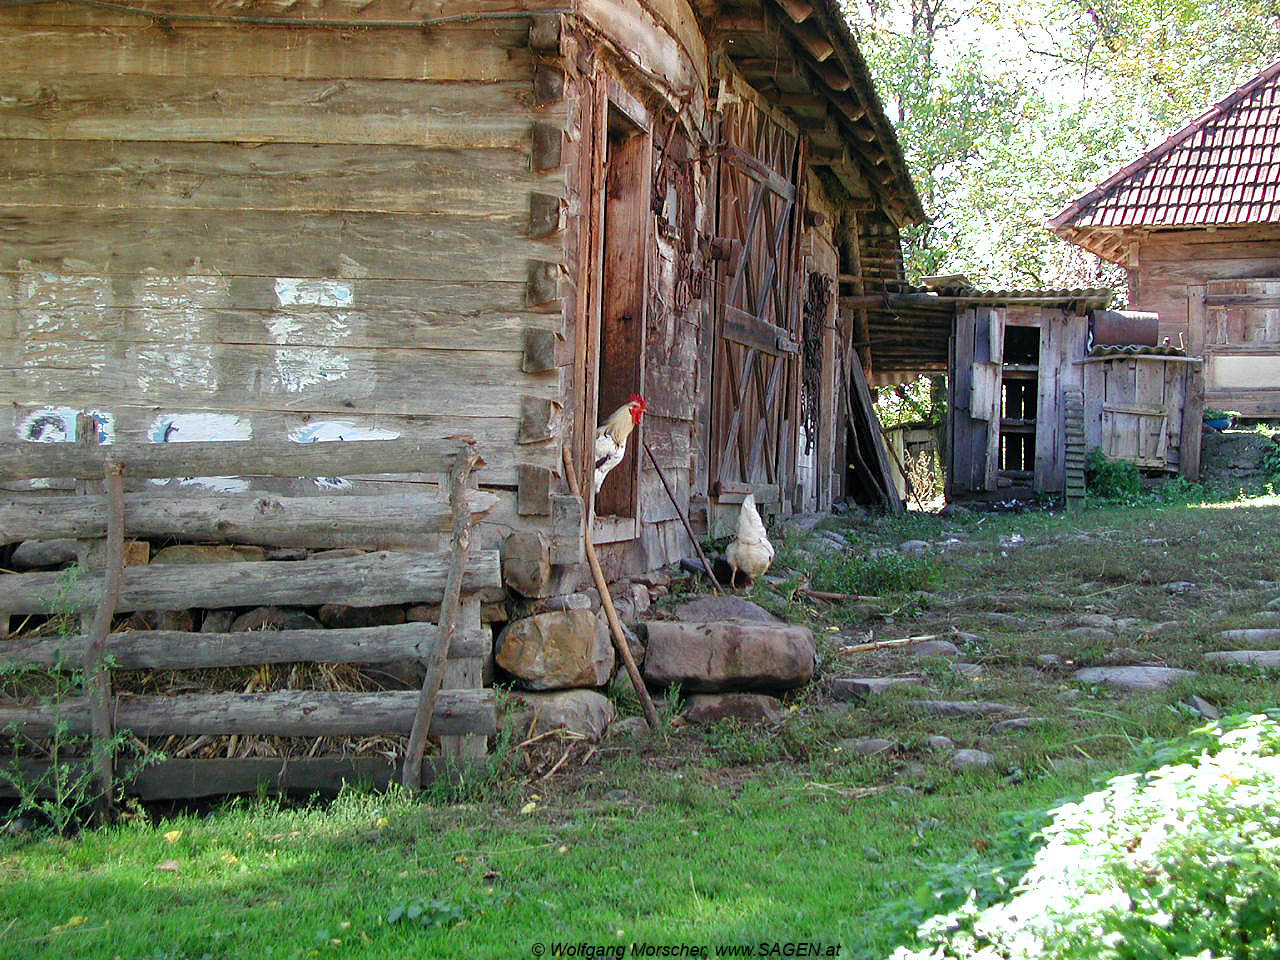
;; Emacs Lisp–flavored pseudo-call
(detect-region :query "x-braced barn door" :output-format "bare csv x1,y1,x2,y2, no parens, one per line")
710,86,804,511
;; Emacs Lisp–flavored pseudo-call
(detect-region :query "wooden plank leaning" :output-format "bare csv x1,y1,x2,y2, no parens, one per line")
403,443,481,788
562,445,659,730
86,460,125,819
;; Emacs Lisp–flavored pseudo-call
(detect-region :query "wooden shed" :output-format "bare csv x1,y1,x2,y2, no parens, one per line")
0,0,920,594
1048,58,1280,419
865,282,1203,502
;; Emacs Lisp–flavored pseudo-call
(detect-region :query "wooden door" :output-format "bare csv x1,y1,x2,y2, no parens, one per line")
709,90,804,510
1200,277,1280,417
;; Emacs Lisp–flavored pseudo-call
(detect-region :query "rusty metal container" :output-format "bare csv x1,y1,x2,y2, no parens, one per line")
1091,309,1159,347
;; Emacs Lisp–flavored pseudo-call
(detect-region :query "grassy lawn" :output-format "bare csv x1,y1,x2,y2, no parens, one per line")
3,490,1280,959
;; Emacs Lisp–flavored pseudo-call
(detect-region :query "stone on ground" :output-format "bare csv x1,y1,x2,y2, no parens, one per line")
1101,647,1158,666
839,737,896,757
1035,654,1064,668
495,610,613,690
1204,650,1280,669
907,700,1021,717
1073,665,1194,691
1068,626,1116,641
1147,621,1182,636
1163,581,1197,594
899,540,931,554
924,735,956,752
828,677,922,701
317,604,406,629
1077,613,1115,629
952,749,994,771
950,662,984,678
991,717,1049,732
11,539,78,569
1217,629,1280,645
609,716,650,738
911,639,961,659
151,544,266,564
1267,597,1280,611
670,595,782,624
231,607,323,632
642,620,815,691
1183,694,1220,720
682,693,785,724
508,690,616,739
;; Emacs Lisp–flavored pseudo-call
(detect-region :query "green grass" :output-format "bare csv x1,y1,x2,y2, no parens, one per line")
4,492,1280,959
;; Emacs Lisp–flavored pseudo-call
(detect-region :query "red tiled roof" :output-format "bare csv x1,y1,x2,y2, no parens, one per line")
1047,59,1280,233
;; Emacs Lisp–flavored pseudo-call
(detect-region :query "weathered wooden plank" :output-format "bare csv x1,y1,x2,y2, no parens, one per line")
0,406,555,489
0,438,469,481
1,623,492,669
0,688,495,736
3,341,555,418
0,0,552,26
0,24,532,81
5,304,552,354
0,489,498,546
0,548,503,613
0,76,544,149
0,756,462,799
0,207,557,282
0,140,551,217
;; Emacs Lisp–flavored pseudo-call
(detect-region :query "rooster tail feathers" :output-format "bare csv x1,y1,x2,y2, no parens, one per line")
736,493,768,542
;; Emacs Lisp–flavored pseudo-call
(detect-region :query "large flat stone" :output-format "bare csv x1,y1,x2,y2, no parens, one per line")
642,620,815,692
1073,665,1194,691
496,610,613,691
670,596,782,624
1205,650,1280,669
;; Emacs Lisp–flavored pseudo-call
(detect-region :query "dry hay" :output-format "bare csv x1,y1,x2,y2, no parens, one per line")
3,618,426,763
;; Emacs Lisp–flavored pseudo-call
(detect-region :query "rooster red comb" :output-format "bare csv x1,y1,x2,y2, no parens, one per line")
628,394,647,411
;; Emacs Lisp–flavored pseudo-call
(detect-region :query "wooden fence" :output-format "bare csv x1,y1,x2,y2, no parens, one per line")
0,429,500,800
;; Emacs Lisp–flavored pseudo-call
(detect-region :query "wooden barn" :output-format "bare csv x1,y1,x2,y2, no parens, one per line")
864,281,1203,503
1047,58,1280,420
0,0,920,592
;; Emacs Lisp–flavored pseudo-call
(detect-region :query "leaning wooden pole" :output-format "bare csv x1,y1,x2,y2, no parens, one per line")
641,441,721,595
562,445,660,730
86,461,125,819
403,446,479,788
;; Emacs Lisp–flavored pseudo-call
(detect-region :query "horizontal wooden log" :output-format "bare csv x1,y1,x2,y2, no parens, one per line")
0,439,469,482
0,688,495,736
0,206,557,282
0,0,549,26
0,24,532,82
1,622,493,670
0,76,547,149
0,406,553,490
0,489,499,546
0,548,503,613
0,756,461,800
0,140,549,218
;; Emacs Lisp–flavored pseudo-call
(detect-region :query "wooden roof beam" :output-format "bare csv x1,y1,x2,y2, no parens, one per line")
771,0,814,22
781,18,835,61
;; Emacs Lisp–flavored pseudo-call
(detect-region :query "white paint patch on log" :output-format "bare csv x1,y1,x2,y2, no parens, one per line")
291,420,402,489
147,412,252,493
273,277,353,308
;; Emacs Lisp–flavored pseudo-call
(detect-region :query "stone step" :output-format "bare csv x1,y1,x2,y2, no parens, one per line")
1217,628,1280,645
906,700,1022,717
828,677,923,701
1073,665,1194,691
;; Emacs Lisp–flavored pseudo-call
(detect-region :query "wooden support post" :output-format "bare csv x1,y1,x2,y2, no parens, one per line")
403,448,480,789
562,445,659,730
82,460,125,820
642,441,721,595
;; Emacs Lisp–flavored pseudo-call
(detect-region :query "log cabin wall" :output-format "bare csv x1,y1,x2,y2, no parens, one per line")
0,0,570,565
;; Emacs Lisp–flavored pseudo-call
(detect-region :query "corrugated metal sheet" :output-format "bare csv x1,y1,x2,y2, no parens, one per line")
1048,59,1280,231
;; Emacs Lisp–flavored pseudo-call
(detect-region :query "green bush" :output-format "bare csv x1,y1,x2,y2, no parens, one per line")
887,713,1280,959
1085,448,1143,501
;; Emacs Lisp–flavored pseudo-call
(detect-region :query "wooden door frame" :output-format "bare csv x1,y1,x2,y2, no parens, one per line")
580,72,652,545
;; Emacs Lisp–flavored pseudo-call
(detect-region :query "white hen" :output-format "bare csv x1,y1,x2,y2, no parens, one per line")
593,395,646,494
725,493,774,588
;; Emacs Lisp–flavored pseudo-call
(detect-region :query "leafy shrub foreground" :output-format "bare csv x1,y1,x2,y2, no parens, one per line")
891,714,1280,959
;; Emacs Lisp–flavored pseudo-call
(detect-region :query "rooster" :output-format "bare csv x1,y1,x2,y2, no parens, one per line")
725,493,774,588
593,395,646,494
